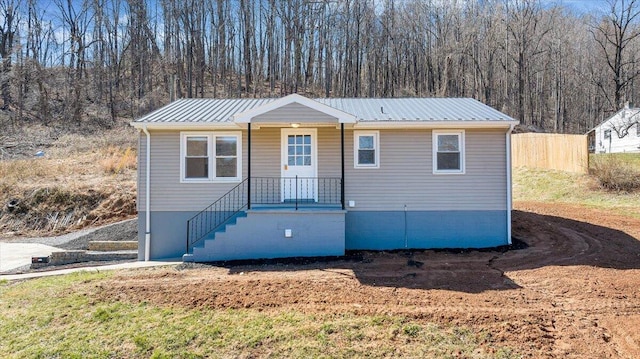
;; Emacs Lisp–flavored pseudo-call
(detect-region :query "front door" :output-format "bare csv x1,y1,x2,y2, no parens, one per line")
281,128,317,202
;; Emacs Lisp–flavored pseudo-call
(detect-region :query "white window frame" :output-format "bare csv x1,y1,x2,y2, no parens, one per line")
353,131,380,168
432,130,465,175
180,131,242,183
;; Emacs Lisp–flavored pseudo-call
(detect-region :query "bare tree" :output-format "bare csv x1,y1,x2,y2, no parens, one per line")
0,0,19,109
592,0,640,108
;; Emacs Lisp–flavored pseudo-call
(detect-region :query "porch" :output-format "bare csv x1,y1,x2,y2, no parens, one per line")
184,174,345,258
181,95,356,261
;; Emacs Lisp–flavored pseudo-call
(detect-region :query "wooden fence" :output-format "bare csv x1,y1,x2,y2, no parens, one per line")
511,133,588,173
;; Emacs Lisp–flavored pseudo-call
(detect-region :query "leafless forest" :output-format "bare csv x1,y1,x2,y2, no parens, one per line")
1,0,640,133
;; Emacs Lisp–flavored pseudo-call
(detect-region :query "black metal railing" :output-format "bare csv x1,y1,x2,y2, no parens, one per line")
186,176,343,254
186,178,248,253
251,176,342,209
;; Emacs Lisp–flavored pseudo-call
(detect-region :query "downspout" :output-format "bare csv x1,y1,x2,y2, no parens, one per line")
248,123,251,210
340,123,345,210
142,125,151,261
506,124,515,245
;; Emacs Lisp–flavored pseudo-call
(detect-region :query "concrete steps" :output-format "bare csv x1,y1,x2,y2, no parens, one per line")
184,209,346,262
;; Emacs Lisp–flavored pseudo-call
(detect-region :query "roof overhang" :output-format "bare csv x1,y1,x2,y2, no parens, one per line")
130,122,243,130
232,93,357,124
130,120,518,131
353,120,519,129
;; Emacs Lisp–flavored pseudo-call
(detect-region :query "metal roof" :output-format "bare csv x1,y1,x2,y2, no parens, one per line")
134,97,515,123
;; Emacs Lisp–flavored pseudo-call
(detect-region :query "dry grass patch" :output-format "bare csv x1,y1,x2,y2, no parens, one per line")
589,154,640,192
0,126,138,236
100,146,137,174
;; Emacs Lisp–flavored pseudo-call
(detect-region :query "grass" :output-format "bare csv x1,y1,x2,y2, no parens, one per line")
589,153,640,171
0,271,521,358
513,164,640,218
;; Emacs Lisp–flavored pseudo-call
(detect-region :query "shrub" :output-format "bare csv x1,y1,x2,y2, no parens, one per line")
590,155,640,192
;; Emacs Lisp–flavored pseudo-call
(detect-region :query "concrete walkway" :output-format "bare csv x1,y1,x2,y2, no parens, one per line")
0,242,65,272
1,260,182,281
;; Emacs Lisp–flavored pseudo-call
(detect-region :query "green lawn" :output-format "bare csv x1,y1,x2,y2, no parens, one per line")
0,272,519,358
513,153,640,218
590,153,640,171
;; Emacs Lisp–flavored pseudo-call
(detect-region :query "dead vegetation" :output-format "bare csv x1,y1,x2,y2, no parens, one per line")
0,124,138,237
590,154,640,192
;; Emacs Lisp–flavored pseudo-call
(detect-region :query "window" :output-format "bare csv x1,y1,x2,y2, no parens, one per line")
288,134,312,166
637,123,640,136
215,136,238,177
432,130,465,174
354,131,379,168
181,132,242,182
604,129,611,139
185,136,209,179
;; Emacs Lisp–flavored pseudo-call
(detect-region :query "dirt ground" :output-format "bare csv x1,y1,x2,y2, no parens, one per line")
97,202,640,358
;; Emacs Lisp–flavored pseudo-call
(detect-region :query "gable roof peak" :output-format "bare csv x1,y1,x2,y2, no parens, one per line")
232,93,357,124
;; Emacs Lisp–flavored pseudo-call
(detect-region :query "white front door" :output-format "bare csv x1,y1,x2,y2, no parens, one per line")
281,128,317,202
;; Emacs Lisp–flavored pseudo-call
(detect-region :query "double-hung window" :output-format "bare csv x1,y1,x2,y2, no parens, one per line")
184,136,209,179
181,132,242,182
432,130,465,174
354,131,379,168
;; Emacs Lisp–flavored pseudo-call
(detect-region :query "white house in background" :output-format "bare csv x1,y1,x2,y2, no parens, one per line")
589,104,640,153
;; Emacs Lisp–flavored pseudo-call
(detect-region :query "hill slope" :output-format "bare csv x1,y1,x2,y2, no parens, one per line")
0,124,137,237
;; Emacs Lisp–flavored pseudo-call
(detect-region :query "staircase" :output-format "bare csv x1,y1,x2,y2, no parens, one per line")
184,179,248,256
184,208,345,262
183,177,345,262
182,211,247,262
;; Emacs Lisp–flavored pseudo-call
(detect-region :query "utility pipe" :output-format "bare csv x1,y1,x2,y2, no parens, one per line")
142,125,151,261
506,124,515,245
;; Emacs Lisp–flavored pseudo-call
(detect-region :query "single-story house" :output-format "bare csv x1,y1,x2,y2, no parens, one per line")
130,94,519,262
588,103,640,153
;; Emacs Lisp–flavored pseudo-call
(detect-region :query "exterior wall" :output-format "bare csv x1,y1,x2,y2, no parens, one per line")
137,127,345,211
346,210,508,249
137,211,198,260
343,128,507,211
137,130,249,211
137,124,510,259
139,127,507,211
593,110,640,153
189,210,346,261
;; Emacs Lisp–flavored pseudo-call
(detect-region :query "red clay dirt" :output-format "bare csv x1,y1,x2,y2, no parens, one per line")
97,201,640,358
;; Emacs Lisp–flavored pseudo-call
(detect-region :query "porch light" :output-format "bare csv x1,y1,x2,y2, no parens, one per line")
290,123,300,128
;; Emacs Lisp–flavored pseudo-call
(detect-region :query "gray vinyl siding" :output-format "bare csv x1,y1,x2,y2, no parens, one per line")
253,102,338,123
138,128,507,212
138,130,249,211
343,129,507,211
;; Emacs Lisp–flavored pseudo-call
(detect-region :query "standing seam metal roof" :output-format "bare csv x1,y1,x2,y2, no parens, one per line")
134,97,515,123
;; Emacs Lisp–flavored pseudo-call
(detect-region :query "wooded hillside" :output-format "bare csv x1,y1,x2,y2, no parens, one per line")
1,0,640,133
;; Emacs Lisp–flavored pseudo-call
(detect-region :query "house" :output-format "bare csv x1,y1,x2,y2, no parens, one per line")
588,103,640,153
130,94,519,262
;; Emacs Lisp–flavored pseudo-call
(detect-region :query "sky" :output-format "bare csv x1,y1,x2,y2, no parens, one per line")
549,0,610,14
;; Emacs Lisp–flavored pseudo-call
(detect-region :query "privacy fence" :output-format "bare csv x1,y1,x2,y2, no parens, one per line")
511,133,588,174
